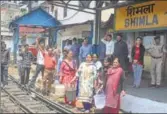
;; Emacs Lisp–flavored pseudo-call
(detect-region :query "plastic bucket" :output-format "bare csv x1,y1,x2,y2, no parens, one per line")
65,88,76,102
94,93,106,109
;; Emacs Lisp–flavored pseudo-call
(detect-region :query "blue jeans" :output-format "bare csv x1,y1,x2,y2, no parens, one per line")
28,64,44,87
132,64,143,87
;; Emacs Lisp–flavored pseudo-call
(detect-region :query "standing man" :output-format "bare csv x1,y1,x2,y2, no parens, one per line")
64,39,72,51
98,35,107,63
36,38,56,95
79,38,92,63
19,44,34,86
146,36,165,88
105,34,115,60
71,37,80,68
28,41,45,88
1,41,10,87
114,33,129,71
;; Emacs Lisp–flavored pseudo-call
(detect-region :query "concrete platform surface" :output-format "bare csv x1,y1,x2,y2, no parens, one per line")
120,75,167,113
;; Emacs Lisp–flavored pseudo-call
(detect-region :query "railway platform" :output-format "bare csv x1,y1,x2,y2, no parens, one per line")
8,65,167,113
121,75,167,113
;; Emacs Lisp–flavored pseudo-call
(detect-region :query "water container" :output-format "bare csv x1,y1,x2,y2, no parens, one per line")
65,87,76,102
54,84,65,97
94,92,106,109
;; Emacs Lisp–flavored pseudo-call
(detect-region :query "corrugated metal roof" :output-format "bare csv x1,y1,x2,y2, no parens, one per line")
57,20,93,29
9,7,61,28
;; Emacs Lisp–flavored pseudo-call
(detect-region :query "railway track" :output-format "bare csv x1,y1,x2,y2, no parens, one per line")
1,76,74,113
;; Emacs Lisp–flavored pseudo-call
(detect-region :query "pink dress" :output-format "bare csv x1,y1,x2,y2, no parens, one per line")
60,60,76,85
105,67,123,108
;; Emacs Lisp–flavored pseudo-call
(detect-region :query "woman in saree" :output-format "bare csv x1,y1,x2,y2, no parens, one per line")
104,58,126,114
59,50,77,106
71,54,97,112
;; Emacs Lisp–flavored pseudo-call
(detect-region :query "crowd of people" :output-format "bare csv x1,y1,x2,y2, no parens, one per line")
14,33,127,113
1,32,167,113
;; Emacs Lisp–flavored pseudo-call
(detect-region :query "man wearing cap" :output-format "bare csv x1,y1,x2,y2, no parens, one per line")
146,36,165,88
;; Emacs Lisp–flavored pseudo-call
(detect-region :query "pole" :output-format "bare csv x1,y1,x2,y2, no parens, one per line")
0,0,2,112
94,2,101,44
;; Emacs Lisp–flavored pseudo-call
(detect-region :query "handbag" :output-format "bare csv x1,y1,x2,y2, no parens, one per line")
94,91,106,109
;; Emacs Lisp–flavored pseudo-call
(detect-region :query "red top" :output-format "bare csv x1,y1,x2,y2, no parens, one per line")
43,52,56,70
28,46,38,57
134,46,142,65
60,60,76,85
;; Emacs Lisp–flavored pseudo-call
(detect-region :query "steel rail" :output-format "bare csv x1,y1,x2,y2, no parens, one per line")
2,88,34,113
9,75,74,114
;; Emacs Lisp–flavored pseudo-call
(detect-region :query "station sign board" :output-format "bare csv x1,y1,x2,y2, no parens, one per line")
115,1,167,31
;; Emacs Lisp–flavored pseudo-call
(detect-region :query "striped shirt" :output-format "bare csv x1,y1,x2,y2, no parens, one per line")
19,51,34,68
1,49,10,65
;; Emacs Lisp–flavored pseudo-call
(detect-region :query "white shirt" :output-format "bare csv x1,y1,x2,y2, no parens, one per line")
95,61,103,71
36,50,44,65
64,45,72,50
106,40,114,55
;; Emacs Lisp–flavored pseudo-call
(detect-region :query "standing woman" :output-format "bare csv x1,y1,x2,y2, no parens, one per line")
104,58,126,114
71,54,97,112
131,37,145,88
97,57,112,92
59,50,77,105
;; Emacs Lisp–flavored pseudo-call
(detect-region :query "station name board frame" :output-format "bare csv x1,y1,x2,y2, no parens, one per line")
115,1,167,31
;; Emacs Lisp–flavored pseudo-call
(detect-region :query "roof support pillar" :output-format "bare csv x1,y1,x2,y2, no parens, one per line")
94,8,101,44
48,28,52,46
53,28,59,46
13,25,19,64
